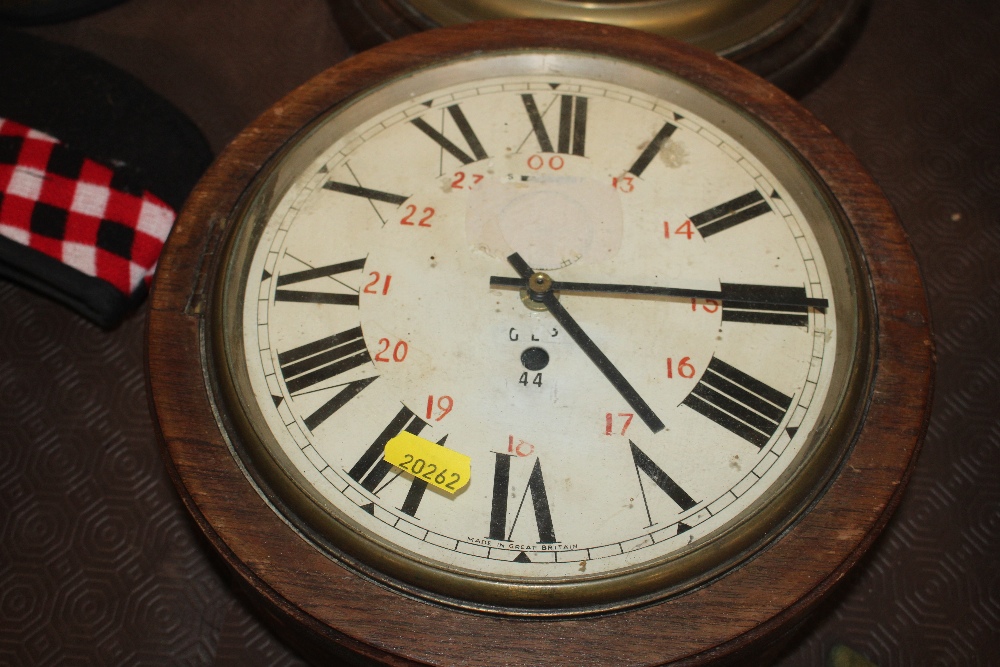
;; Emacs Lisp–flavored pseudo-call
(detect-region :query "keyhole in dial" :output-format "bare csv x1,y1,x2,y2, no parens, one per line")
521,346,549,371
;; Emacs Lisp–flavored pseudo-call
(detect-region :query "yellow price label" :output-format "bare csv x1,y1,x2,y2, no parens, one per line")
383,432,471,494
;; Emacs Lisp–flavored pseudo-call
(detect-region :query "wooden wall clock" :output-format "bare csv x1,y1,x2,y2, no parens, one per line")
147,19,932,665
327,0,873,91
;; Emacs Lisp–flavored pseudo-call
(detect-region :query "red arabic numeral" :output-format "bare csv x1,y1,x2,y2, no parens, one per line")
612,175,635,193
426,395,453,421
451,171,485,190
507,435,535,457
401,204,434,227
604,412,635,436
666,356,695,379
363,272,392,295
664,220,694,239
375,338,408,363
527,154,565,170
691,298,720,313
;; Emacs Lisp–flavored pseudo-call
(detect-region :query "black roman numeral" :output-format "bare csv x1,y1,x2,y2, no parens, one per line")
411,104,488,165
396,434,449,517
354,425,449,518
630,441,697,527
690,190,772,238
489,455,556,543
274,257,364,306
681,357,792,447
278,326,370,394
277,327,375,430
323,181,408,206
627,121,678,177
302,377,376,431
348,406,426,493
720,283,811,327
521,94,587,156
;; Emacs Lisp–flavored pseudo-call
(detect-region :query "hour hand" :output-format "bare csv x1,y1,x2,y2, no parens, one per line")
502,253,665,433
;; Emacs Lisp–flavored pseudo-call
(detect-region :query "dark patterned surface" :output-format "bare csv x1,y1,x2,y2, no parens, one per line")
1,0,997,665
773,2,1000,664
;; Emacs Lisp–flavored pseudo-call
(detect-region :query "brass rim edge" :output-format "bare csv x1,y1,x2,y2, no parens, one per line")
401,0,808,53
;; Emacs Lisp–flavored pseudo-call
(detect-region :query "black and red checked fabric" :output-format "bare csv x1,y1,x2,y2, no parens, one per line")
0,116,174,303
0,26,212,328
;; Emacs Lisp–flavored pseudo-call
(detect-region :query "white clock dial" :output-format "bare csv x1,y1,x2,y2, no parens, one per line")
223,53,858,608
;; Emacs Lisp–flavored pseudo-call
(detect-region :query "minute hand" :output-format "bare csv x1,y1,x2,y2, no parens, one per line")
505,254,666,434
488,277,829,309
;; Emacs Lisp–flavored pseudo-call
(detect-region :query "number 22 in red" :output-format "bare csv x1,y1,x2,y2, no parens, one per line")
400,204,434,227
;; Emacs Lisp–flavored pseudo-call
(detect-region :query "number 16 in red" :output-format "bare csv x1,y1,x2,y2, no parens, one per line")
666,356,696,378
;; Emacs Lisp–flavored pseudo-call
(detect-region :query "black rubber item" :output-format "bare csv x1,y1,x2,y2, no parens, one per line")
0,0,127,25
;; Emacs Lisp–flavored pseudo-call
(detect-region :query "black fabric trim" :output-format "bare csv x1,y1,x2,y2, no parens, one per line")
0,26,212,211
109,168,143,197
0,1,128,28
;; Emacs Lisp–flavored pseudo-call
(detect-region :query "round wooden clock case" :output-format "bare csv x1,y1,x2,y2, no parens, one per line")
147,19,932,666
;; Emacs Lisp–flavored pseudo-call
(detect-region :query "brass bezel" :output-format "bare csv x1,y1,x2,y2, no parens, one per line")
399,0,810,55
207,49,874,615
